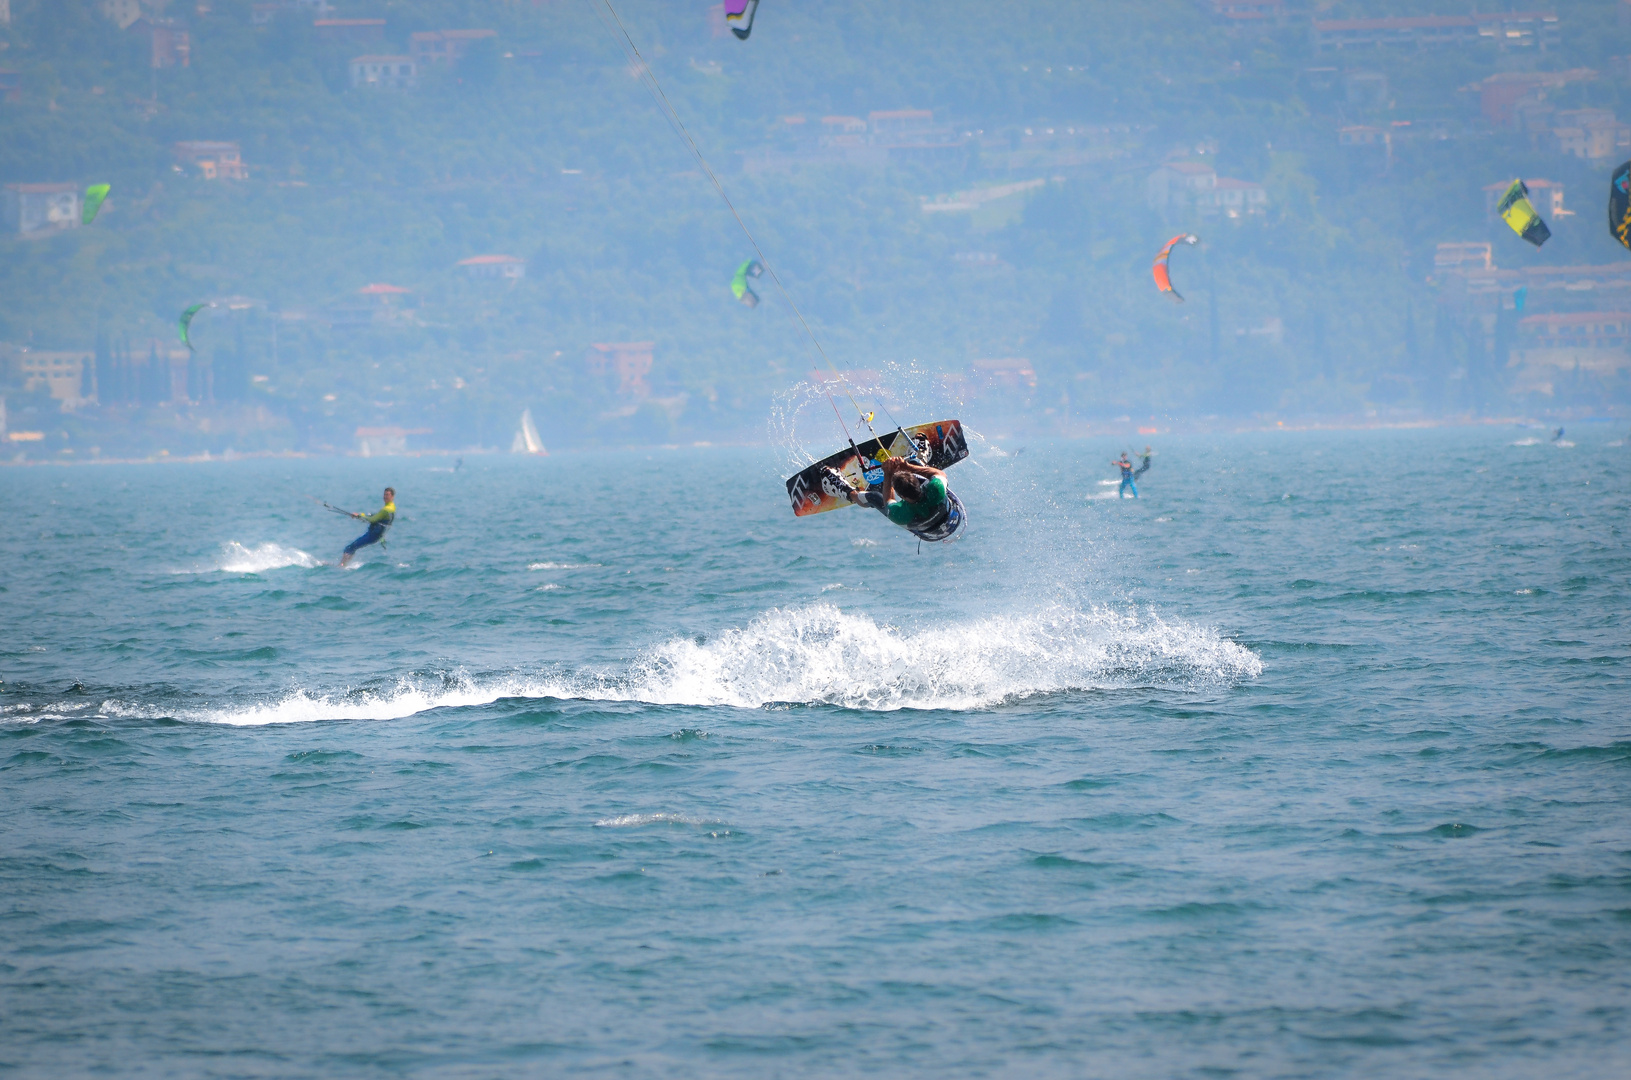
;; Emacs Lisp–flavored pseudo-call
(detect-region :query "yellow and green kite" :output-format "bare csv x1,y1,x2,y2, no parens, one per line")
1496,179,1551,248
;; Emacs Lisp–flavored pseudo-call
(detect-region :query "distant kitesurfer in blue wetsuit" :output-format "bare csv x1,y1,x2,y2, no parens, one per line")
1113,453,1138,499
339,487,395,567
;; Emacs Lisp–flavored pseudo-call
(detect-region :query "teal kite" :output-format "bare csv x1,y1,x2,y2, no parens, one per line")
731,259,764,308
82,184,110,225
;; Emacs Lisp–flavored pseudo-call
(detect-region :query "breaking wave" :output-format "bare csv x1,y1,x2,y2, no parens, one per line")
69,603,1261,726
179,542,322,575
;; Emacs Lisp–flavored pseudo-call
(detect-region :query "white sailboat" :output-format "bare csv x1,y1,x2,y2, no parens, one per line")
511,408,546,455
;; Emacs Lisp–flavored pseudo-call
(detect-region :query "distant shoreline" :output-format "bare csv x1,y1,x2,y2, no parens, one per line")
3,413,1623,467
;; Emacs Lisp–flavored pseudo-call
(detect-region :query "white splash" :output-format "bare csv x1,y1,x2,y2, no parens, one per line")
179,542,322,575
89,604,1259,727
593,813,722,828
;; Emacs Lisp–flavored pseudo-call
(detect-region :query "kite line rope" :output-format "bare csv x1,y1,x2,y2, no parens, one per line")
588,0,879,450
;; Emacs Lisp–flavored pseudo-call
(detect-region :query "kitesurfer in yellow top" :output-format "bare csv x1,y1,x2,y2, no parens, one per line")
339,487,395,567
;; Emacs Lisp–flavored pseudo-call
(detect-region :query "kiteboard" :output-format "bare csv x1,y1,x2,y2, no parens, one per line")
785,420,969,517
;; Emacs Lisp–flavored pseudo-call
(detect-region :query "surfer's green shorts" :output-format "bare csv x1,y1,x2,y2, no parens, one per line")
886,475,947,528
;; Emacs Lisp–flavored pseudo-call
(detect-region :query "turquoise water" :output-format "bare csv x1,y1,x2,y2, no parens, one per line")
2,427,1628,1078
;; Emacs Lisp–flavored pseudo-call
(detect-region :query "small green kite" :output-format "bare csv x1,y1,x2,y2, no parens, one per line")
82,184,110,225
178,302,212,351
731,259,764,308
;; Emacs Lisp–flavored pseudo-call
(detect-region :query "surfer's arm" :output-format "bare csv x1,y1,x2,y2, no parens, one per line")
885,458,944,481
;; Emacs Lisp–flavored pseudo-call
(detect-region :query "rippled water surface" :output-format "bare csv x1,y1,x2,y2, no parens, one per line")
2,428,1628,1078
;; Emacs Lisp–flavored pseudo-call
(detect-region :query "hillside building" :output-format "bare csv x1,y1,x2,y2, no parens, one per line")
1512,312,1631,396
2,183,81,237
173,141,248,180
587,342,654,399
131,17,191,69
1551,109,1631,162
350,56,416,90
457,255,526,280
409,30,498,67
314,18,385,44
1468,68,1595,128
1434,243,1492,272
1202,0,1286,20
1,348,91,408
1313,12,1560,53
100,0,141,29
1146,162,1267,215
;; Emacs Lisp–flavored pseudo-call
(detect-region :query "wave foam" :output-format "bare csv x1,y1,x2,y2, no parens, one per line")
593,813,721,828
180,542,322,575
154,603,1259,725
610,603,1260,711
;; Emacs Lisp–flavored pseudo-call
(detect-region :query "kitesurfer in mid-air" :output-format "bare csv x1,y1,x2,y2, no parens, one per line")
1134,445,1153,479
822,455,963,542
1114,453,1139,499
339,487,396,567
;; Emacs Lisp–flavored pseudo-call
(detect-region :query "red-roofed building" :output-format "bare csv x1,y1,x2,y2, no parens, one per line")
410,29,498,66
457,255,526,280
1468,68,1595,127
358,283,411,302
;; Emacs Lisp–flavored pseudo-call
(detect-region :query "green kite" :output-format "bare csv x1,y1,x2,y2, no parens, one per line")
1497,179,1551,248
731,259,764,308
82,184,110,225
179,302,211,351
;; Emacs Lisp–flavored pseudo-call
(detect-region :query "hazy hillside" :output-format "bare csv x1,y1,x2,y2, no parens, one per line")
1,0,1627,457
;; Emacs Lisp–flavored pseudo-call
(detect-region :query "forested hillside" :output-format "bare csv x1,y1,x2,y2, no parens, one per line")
1,0,1627,457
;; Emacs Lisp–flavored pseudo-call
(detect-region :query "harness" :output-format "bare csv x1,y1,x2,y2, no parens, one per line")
908,490,966,543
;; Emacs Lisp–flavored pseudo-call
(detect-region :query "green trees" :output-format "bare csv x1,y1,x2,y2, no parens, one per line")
0,0,1623,456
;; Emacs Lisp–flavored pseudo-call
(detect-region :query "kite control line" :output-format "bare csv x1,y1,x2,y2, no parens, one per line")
310,496,358,518
588,0,884,449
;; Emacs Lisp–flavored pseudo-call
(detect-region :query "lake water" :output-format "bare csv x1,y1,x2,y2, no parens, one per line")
2,426,1628,1078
